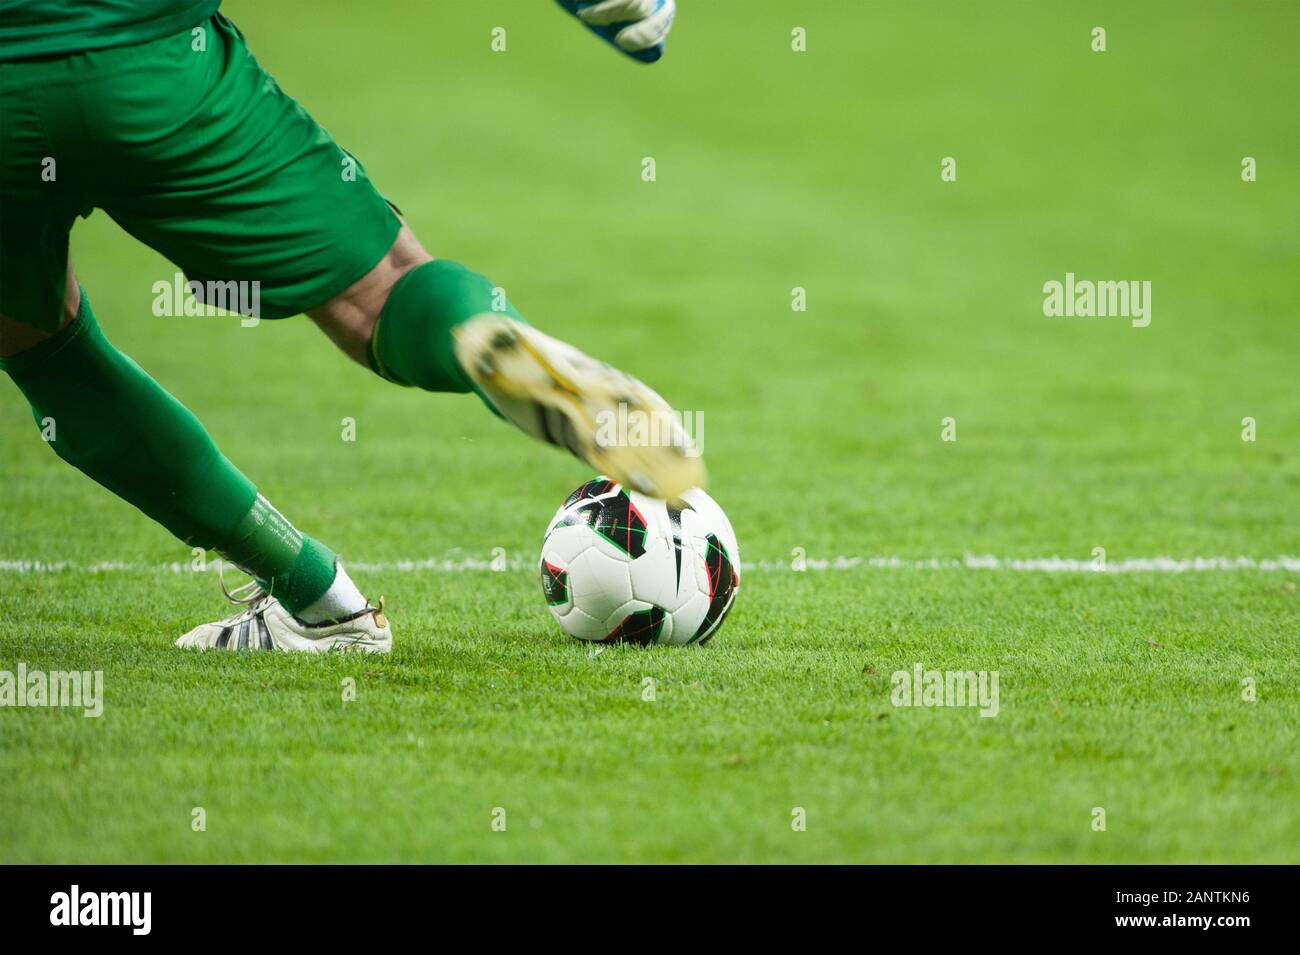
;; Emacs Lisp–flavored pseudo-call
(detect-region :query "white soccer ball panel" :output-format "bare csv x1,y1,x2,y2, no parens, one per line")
570,546,632,614
662,589,709,646
627,530,690,609
541,522,597,566
555,602,608,641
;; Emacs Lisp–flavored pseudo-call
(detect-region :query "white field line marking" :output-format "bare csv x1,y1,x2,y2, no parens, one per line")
2,554,1299,575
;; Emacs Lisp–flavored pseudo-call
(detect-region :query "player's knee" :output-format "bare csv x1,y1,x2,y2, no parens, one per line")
0,272,79,359
0,312,63,360
309,227,432,366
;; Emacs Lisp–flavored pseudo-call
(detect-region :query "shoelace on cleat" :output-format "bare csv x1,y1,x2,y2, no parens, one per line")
219,562,269,605
204,566,274,650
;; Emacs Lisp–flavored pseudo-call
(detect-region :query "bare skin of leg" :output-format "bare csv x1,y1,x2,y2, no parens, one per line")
0,262,81,359
307,225,432,367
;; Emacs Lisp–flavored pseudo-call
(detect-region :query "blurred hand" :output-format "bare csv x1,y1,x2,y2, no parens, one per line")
556,0,676,63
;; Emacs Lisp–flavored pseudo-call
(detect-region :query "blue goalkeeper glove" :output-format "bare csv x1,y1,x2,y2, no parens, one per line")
555,0,676,64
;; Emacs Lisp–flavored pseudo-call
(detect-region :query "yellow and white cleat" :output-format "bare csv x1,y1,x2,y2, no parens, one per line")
453,313,706,500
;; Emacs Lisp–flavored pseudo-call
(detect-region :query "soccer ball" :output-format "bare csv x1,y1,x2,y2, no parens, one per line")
539,478,740,645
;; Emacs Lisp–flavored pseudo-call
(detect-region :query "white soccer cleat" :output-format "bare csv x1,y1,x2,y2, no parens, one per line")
453,313,706,500
175,584,392,654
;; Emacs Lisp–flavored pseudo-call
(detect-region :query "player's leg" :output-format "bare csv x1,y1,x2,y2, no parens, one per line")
0,276,388,652
308,229,707,501
1,21,392,649
0,274,78,357
0,49,384,651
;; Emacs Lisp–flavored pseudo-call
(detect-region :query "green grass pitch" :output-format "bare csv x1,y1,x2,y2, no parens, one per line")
1,1,1297,863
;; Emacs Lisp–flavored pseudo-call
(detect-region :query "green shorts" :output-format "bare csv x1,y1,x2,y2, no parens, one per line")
0,13,401,330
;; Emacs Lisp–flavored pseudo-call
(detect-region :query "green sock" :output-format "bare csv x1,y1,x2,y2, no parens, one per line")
2,289,336,614
368,258,521,394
